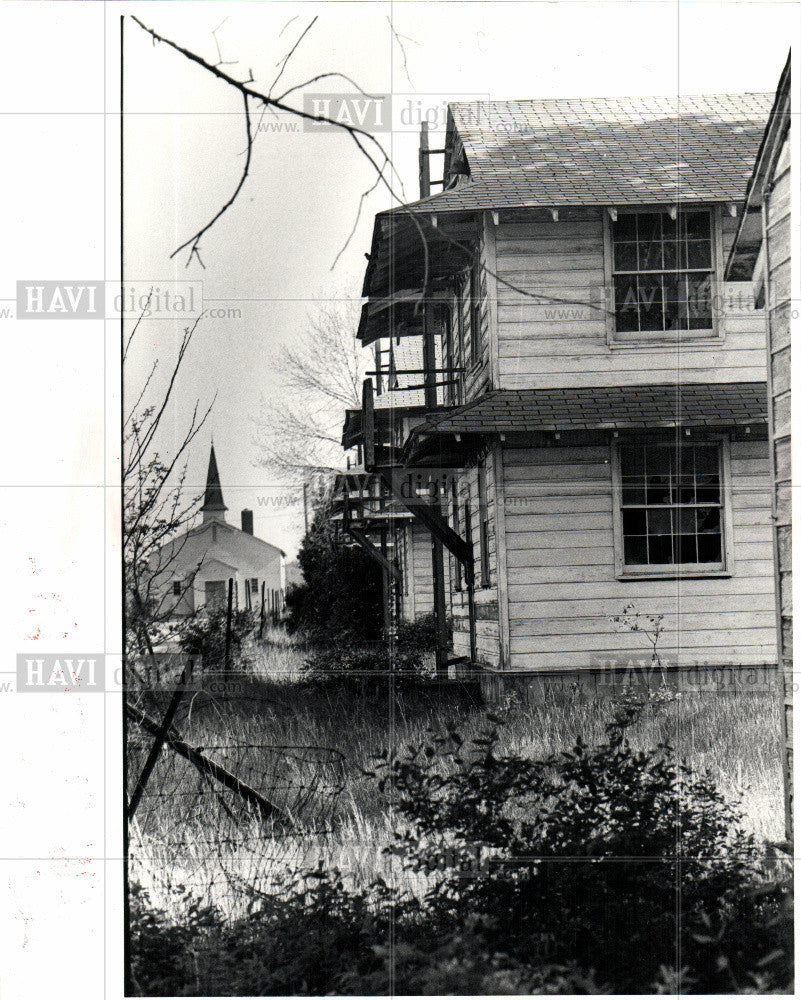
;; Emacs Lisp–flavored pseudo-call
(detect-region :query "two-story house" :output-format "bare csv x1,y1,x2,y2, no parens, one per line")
345,93,777,696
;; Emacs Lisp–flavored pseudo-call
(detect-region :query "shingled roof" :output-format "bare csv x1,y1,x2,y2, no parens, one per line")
411,383,768,437
397,93,773,213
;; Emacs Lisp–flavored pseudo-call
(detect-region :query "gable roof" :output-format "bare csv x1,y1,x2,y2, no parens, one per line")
399,93,773,214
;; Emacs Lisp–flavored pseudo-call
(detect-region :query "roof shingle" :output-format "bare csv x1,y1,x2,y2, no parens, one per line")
399,93,773,213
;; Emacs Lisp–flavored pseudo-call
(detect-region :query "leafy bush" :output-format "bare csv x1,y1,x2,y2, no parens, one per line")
179,606,256,670
377,715,792,993
285,510,383,644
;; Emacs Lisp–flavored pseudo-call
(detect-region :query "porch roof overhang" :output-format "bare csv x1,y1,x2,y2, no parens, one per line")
359,211,479,328
341,402,428,450
404,382,768,460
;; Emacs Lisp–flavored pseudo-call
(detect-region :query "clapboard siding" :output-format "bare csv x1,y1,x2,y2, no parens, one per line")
502,439,776,670
764,125,791,829
494,207,768,389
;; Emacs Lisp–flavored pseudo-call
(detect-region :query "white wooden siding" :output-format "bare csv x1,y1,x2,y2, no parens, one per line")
494,208,768,388
502,439,777,670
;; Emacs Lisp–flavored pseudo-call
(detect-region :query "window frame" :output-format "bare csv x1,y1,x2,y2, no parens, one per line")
603,205,725,346
172,580,183,597
611,435,734,580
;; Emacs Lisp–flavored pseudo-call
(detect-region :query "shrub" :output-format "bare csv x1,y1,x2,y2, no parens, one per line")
285,510,383,644
377,716,792,993
179,606,257,670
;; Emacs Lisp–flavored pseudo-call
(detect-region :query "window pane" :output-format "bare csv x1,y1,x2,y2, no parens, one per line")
687,275,712,328
637,276,664,330
686,239,712,268
647,507,673,534
614,241,638,270
614,214,637,240
622,508,647,535
662,274,686,330
697,532,722,563
614,275,640,331
696,507,720,533
684,212,711,239
622,481,646,505
677,534,698,563
624,535,648,564
648,533,674,564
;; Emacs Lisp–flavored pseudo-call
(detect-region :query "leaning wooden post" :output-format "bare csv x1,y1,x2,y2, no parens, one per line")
224,578,234,678
127,659,193,819
258,581,266,638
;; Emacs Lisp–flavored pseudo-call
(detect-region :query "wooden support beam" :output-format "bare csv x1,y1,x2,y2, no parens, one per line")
550,208,559,222
727,202,738,217
491,210,499,226
431,528,448,677
377,469,471,564
668,206,678,221
607,207,618,222
418,121,430,199
362,378,375,470
346,525,402,582
422,303,438,409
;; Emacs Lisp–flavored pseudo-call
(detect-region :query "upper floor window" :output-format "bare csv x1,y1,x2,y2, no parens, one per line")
469,258,482,365
611,211,714,338
172,580,182,596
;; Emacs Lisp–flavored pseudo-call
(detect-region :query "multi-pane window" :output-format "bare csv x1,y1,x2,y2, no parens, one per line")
477,462,490,587
611,211,714,335
172,580,182,596
250,578,259,594
618,442,724,570
469,259,482,365
451,478,463,591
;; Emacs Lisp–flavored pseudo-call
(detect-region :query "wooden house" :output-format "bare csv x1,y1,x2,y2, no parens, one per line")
726,56,791,834
343,93,779,694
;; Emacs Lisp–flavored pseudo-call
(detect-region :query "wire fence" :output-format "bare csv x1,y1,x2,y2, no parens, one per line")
126,666,350,914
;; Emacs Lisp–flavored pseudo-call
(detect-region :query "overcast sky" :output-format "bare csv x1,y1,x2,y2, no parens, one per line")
122,0,792,558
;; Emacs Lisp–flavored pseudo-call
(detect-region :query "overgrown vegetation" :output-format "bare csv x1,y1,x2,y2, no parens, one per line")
130,662,792,995
285,508,383,644
302,612,449,687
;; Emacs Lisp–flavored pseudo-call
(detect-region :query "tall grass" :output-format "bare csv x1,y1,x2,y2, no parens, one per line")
129,634,785,919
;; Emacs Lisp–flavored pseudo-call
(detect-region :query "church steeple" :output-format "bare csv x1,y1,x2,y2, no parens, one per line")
201,443,228,523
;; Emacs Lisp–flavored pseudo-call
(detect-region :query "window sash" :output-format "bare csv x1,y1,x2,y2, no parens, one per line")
611,210,715,335
616,442,726,572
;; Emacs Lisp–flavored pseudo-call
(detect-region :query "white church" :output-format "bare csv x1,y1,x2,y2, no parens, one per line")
151,445,286,619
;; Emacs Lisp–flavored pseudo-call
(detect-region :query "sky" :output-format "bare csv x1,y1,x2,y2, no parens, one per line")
122,0,793,558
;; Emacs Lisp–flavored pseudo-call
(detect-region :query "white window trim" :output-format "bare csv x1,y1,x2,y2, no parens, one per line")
611,435,734,580
603,205,726,347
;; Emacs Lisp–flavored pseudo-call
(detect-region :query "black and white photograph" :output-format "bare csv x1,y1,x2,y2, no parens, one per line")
0,1,797,996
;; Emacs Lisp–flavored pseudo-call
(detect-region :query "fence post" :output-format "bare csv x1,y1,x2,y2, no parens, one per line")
224,578,234,678
259,581,266,638
127,659,194,820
